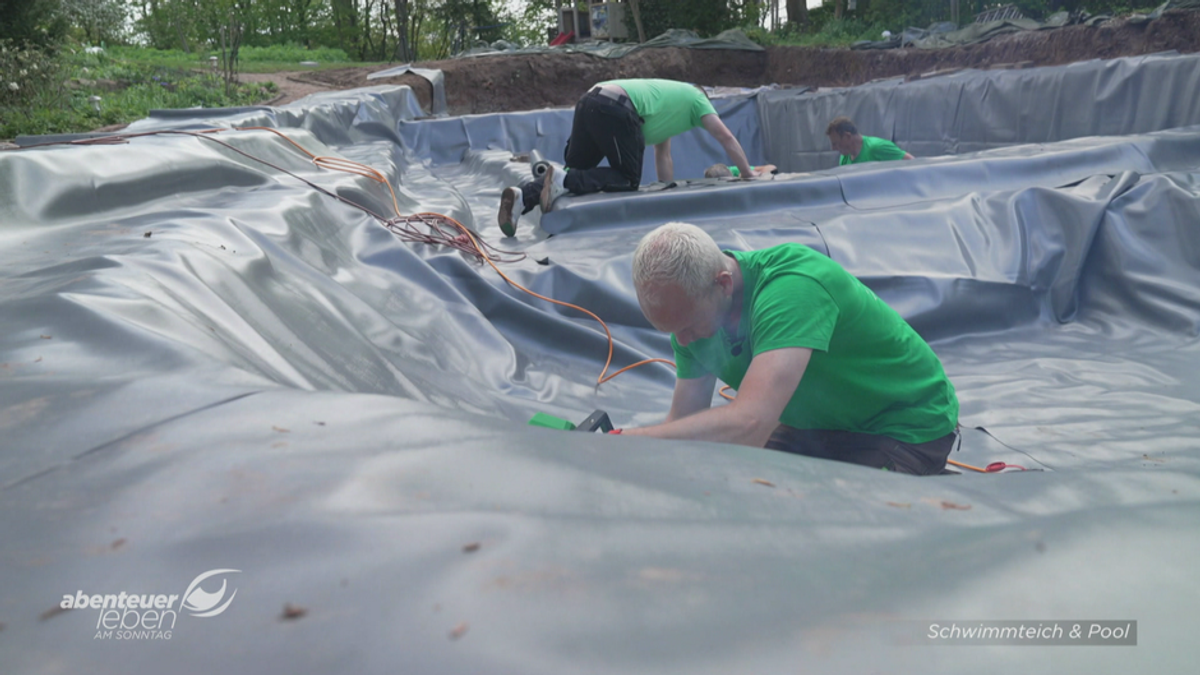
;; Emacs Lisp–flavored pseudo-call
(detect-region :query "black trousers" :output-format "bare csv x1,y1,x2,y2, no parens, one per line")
765,426,957,475
562,91,645,195
521,90,645,211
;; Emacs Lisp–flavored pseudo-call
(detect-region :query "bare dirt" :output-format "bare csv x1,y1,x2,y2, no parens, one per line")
255,10,1200,115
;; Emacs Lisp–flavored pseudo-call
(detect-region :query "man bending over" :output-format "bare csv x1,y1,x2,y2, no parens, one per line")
618,222,959,475
498,79,765,236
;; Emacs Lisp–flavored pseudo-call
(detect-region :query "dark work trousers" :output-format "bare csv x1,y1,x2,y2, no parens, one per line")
562,91,645,195
765,426,958,475
520,91,645,212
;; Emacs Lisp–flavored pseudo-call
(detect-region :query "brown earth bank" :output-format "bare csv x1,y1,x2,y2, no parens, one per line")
286,9,1199,116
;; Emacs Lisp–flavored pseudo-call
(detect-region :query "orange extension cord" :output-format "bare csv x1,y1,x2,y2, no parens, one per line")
13,125,674,386
241,126,677,387
236,125,676,387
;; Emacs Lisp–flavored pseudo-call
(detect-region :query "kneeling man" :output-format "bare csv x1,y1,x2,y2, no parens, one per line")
622,222,959,475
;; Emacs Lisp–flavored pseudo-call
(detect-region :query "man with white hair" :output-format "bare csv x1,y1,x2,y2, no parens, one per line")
618,222,959,475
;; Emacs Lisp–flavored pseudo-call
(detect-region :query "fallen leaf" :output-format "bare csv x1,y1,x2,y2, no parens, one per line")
111,538,127,550
448,622,469,640
40,605,71,621
751,478,775,488
939,501,972,510
885,501,911,509
34,357,42,363
1142,454,1165,463
280,603,307,620
272,426,290,433
40,335,52,340
462,542,481,553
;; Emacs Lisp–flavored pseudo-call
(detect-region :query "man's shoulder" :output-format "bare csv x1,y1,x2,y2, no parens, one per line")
864,135,901,150
735,242,820,265
734,244,833,285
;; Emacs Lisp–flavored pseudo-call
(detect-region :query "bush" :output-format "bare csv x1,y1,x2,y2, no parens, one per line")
0,40,66,118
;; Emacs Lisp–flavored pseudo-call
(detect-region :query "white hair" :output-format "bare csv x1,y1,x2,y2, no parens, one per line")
632,222,725,306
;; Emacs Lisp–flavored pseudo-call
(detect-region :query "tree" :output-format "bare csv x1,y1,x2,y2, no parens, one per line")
393,0,412,60
785,0,807,29
62,0,129,45
0,0,69,47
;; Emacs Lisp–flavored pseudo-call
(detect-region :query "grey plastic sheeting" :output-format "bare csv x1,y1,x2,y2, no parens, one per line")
367,65,448,116
762,51,1200,172
1,57,1199,673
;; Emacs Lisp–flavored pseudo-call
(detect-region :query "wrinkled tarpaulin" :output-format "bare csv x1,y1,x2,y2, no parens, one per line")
1,54,1198,674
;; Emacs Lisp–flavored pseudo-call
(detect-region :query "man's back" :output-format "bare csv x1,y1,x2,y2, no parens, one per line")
600,79,717,146
839,135,908,165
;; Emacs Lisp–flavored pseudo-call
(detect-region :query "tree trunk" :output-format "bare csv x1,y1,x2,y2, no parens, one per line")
785,0,806,28
393,0,411,62
628,0,646,43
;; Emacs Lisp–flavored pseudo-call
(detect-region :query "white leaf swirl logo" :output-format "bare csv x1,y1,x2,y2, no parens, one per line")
181,569,240,618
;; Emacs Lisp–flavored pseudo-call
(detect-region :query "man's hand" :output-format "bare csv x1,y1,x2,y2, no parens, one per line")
700,114,755,181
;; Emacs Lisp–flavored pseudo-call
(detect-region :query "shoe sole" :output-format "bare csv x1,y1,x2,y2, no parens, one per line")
540,165,556,213
498,187,518,237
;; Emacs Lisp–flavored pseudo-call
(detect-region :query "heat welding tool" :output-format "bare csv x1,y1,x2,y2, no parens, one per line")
528,409,614,433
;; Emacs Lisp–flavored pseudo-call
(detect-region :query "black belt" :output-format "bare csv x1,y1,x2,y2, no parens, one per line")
588,86,636,112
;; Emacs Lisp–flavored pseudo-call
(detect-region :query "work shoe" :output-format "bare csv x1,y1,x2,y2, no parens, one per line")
497,186,521,237
540,165,568,213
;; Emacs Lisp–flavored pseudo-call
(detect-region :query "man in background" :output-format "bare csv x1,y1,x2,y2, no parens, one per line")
498,79,765,236
826,116,914,166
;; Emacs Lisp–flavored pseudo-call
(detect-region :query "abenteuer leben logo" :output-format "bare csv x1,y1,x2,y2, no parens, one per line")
59,568,241,640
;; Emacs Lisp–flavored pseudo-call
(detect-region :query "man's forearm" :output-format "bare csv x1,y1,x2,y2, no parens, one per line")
655,150,673,183
623,402,776,448
720,137,754,178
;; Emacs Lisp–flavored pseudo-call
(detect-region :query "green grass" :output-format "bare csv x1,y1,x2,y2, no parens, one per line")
0,42,381,140
105,44,365,74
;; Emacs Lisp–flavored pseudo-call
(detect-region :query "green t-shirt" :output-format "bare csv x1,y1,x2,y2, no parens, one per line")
839,135,908,166
672,244,958,444
601,79,717,147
